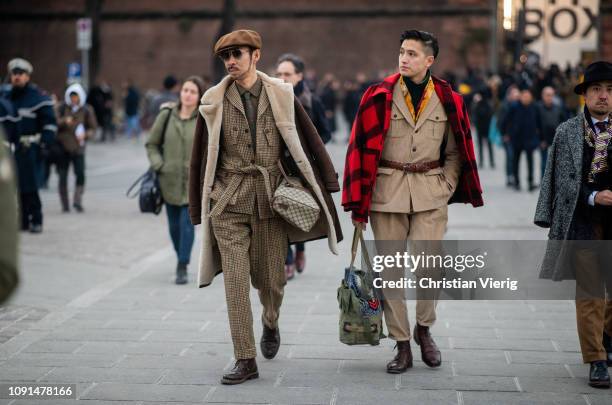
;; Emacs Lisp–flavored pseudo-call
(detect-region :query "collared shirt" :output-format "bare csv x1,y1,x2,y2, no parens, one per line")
235,77,262,145
588,115,611,206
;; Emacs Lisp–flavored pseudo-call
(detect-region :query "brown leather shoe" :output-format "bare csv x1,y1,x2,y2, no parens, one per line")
386,340,413,374
221,358,259,385
260,325,281,359
413,324,441,367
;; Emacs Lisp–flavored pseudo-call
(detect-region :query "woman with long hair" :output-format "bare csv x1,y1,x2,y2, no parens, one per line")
146,76,205,284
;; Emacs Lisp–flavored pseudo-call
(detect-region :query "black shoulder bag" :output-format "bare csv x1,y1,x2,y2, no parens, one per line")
126,108,172,215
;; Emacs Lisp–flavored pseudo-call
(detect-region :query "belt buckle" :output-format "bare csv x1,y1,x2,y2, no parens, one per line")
401,163,410,173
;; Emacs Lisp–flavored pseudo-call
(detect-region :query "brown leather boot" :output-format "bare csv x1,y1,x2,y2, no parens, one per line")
386,340,413,374
414,323,441,367
260,324,281,359
221,358,259,385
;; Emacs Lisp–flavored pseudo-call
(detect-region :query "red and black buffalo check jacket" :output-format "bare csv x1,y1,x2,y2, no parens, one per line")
342,73,484,223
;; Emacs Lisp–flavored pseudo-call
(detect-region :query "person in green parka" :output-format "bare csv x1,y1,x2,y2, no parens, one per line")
0,128,19,304
146,76,206,285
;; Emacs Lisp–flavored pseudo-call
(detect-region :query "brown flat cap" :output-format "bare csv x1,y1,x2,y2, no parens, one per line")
213,29,262,55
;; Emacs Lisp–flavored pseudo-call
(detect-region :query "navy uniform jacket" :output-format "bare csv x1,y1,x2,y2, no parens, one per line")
3,83,57,193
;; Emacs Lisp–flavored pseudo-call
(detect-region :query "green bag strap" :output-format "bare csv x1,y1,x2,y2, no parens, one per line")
349,226,373,271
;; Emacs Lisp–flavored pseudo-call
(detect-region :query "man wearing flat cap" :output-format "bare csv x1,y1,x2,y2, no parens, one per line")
189,29,342,385
1,58,56,233
535,61,612,389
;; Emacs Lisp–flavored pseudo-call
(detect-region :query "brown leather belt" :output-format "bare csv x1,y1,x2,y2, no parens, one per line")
379,159,441,173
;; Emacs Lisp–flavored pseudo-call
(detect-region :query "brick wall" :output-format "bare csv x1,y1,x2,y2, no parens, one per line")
1,0,494,97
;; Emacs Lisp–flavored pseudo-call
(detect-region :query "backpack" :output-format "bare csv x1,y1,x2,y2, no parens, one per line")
337,227,385,346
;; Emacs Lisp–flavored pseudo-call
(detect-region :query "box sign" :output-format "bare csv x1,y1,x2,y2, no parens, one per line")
523,0,599,66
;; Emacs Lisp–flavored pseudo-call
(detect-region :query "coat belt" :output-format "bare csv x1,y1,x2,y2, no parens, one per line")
208,161,280,217
379,159,441,173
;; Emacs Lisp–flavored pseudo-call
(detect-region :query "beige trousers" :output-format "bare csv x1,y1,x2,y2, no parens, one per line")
370,206,447,341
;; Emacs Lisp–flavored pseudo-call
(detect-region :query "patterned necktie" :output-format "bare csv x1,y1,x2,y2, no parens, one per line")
595,121,608,133
243,91,257,152
591,120,611,179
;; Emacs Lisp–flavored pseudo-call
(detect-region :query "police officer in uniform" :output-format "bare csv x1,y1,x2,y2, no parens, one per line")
3,58,57,233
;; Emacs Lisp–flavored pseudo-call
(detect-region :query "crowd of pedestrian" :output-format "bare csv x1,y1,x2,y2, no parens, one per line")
0,54,591,246
0,53,591,274
453,61,584,191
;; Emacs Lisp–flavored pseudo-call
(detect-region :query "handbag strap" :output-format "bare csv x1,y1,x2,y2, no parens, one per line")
276,160,303,188
125,170,149,198
158,107,173,155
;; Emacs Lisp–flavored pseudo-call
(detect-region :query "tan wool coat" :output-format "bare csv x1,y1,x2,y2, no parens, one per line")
189,71,343,288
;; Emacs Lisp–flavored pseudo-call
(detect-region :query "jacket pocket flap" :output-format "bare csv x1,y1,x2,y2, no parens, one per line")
428,115,448,122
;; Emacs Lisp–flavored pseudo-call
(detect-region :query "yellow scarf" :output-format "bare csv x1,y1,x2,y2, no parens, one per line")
400,75,435,123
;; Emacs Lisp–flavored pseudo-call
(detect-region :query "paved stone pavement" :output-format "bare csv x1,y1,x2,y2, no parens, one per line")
1,127,611,405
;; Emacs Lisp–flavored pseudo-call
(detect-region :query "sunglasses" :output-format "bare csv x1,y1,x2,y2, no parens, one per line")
219,48,246,62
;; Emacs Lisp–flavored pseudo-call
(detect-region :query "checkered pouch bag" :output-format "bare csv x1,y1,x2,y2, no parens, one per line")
272,161,320,232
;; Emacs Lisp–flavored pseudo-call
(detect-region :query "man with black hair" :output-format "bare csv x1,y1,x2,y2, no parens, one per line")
276,52,331,279
149,74,179,118
343,30,483,374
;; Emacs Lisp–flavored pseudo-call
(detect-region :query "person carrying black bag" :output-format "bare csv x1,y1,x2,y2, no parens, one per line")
146,76,205,285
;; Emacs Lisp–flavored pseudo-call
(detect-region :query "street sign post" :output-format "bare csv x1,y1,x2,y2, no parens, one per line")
76,18,92,89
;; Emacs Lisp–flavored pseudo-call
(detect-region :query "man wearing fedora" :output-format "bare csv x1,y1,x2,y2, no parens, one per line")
535,61,612,388
342,30,483,374
189,29,342,385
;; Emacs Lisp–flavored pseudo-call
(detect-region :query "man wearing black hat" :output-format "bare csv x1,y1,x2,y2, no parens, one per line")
535,61,612,388
2,58,57,233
